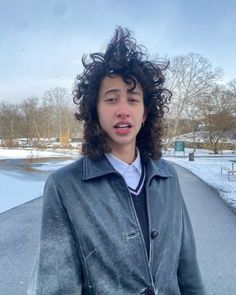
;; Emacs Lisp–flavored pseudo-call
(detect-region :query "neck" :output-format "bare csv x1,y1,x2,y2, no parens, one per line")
110,146,137,164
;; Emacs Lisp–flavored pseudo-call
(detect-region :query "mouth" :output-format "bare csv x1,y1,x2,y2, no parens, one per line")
113,122,132,134
114,123,132,130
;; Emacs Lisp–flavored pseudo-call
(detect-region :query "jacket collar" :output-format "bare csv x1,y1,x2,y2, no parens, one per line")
82,155,173,181
144,157,174,181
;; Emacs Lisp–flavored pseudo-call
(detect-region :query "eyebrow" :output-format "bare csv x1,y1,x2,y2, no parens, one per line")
104,89,120,96
127,89,142,95
104,89,142,96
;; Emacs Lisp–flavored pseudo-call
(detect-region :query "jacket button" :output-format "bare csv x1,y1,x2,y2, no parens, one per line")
151,231,159,239
145,287,155,295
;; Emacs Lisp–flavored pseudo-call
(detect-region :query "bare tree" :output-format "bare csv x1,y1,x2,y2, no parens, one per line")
43,87,71,143
20,97,42,143
199,85,235,153
227,79,236,116
185,100,201,152
0,102,22,146
0,87,83,148
165,52,222,146
228,79,236,93
41,98,55,142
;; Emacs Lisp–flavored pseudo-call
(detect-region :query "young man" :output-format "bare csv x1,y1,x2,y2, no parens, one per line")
28,27,205,294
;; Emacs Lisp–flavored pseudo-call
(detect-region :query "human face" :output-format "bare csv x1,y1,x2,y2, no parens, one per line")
97,75,147,155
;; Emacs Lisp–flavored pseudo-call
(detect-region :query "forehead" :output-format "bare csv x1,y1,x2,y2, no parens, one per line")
99,75,143,94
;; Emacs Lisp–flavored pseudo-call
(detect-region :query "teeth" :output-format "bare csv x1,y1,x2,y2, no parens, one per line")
116,124,130,128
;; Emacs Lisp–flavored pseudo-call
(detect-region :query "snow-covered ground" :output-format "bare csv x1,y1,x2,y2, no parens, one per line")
166,149,236,211
0,148,77,213
0,148,76,159
0,148,235,213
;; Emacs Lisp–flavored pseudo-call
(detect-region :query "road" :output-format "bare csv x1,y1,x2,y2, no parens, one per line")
0,164,236,294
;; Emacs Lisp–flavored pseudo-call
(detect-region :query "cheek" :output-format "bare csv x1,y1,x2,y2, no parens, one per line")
97,105,103,123
98,114,104,128
98,112,110,129
136,108,146,121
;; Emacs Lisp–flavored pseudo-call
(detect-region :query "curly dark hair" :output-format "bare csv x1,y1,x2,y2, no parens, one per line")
73,26,171,161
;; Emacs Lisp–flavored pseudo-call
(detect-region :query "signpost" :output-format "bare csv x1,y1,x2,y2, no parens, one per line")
174,141,185,157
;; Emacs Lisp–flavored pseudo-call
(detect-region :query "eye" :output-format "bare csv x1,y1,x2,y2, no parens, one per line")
104,97,118,104
128,97,140,104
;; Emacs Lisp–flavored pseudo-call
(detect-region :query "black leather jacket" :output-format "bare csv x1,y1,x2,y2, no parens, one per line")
28,156,206,295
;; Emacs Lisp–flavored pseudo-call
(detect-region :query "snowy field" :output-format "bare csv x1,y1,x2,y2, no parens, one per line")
0,148,235,213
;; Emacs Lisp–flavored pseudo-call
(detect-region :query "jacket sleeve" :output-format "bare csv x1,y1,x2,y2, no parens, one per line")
177,197,206,295
27,174,83,295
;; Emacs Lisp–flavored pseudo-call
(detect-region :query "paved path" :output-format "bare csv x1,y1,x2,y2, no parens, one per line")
0,197,42,295
0,165,236,294
174,164,236,295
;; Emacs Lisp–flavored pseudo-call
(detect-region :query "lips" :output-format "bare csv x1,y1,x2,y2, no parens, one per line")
114,122,132,129
113,121,132,134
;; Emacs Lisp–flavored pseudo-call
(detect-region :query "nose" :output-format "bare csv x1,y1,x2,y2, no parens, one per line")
115,99,130,118
116,109,130,118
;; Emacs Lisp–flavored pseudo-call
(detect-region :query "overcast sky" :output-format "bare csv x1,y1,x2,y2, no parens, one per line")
1,0,236,103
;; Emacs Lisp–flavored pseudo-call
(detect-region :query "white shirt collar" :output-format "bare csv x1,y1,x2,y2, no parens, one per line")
105,149,142,177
